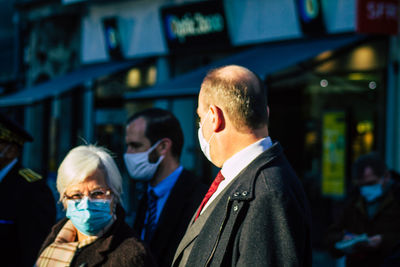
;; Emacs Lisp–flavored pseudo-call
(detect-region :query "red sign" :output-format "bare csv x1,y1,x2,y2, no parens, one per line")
357,0,399,35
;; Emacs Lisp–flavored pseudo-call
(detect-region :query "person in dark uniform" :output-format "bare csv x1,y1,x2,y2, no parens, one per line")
0,113,56,267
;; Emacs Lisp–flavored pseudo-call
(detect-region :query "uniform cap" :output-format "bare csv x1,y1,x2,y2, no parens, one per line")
0,113,33,145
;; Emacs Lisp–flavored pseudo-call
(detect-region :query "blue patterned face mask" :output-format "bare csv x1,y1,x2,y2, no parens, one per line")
66,197,112,236
360,183,383,202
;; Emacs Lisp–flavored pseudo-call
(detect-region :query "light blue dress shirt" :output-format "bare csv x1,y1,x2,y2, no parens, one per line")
141,165,183,239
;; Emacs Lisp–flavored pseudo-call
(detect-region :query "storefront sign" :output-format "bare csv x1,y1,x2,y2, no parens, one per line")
321,111,347,198
160,1,230,52
296,0,325,35
356,0,398,35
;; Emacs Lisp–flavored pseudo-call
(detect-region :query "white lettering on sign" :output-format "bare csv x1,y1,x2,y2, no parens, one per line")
168,12,224,42
366,1,398,20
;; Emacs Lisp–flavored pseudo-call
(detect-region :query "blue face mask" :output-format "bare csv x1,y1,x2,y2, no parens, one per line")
66,197,113,236
360,183,383,202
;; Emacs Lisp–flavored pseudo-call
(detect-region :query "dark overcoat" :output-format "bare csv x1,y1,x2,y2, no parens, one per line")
38,205,157,267
0,163,56,267
133,169,208,267
173,142,313,266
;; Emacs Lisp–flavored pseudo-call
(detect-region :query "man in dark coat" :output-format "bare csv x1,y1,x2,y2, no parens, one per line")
124,108,207,267
172,65,312,266
0,112,56,267
325,153,400,267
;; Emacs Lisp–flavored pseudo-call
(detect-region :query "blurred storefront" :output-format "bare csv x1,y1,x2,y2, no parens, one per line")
0,0,399,248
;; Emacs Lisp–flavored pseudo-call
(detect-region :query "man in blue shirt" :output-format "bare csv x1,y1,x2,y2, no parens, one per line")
124,108,207,267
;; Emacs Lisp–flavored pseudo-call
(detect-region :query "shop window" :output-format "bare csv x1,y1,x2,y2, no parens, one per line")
126,68,141,88
267,37,387,247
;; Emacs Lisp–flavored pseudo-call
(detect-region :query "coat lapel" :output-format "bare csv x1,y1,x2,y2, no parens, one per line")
172,191,223,265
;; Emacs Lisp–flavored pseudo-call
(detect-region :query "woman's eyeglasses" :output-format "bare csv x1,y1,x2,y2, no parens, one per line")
64,188,112,201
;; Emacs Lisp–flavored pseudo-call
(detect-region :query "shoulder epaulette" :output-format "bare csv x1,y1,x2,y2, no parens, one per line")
18,168,42,183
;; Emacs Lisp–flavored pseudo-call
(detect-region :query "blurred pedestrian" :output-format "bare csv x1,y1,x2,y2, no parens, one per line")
325,152,400,267
0,112,56,267
36,145,156,267
124,108,207,267
172,65,312,266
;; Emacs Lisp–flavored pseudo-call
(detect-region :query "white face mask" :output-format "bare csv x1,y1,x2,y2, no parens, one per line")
124,140,164,181
198,110,215,162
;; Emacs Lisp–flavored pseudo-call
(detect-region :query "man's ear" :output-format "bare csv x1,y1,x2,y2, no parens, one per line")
158,138,172,156
149,138,171,163
209,105,225,133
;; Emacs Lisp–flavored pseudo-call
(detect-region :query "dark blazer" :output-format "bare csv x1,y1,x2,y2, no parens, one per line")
0,163,56,267
38,205,157,267
133,169,207,267
173,142,313,267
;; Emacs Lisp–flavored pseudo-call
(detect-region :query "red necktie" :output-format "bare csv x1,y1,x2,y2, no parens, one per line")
195,171,225,221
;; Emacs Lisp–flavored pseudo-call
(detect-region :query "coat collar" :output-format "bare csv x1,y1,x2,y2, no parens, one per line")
228,141,283,201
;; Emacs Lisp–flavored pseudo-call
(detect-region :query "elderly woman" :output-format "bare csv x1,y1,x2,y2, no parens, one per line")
36,145,156,267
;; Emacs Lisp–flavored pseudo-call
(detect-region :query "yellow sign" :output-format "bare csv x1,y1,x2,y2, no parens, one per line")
322,111,346,197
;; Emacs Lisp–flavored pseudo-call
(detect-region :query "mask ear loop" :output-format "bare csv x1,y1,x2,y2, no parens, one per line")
106,192,118,224
111,194,117,219
149,139,163,153
201,109,215,145
148,139,166,165
200,110,211,128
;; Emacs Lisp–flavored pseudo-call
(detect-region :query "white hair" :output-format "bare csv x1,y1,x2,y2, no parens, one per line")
57,145,123,204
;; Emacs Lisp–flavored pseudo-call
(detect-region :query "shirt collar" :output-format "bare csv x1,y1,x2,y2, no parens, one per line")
201,137,273,213
0,158,18,183
148,166,183,198
221,137,272,181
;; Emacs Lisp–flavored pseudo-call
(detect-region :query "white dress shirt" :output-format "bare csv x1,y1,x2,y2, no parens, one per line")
201,137,272,213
